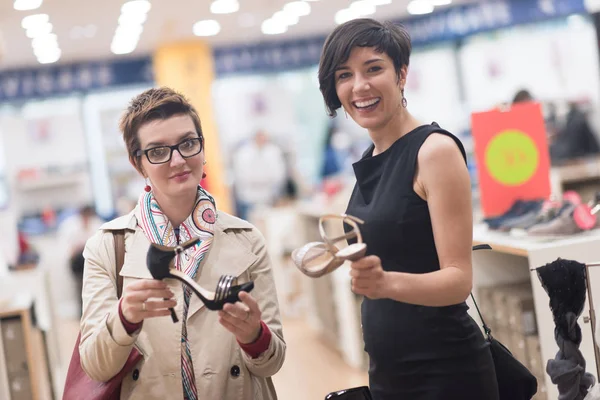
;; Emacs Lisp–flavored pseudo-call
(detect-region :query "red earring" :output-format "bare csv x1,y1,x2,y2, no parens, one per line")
144,178,151,192
202,172,207,179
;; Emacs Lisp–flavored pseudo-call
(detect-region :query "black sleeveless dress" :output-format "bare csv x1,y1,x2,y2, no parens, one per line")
345,123,499,400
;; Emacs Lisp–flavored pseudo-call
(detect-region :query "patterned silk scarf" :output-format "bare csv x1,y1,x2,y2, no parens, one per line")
135,186,217,400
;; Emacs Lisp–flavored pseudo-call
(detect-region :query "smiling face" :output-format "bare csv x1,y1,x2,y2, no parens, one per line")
136,114,205,200
334,46,407,133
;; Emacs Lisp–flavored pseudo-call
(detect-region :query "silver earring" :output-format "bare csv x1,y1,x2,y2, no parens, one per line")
343,108,348,119
203,161,207,165
401,90,408,108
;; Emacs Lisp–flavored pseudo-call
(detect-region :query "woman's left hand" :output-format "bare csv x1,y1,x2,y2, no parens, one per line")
218,291,262,344
350,255,390,299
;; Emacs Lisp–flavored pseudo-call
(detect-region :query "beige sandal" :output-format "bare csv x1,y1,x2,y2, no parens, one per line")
291,214,367,278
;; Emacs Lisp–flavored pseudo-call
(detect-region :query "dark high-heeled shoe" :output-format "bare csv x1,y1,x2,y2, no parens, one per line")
146,237,254,311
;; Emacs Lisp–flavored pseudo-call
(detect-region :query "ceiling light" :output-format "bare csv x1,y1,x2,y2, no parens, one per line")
25,21,52,38
119,12,148,26
365,0,391,5
121,0,151,15
210,0,239,14
283,1,311,17
407,0,434,15
273,10,299,26
21,14,49,30
13,0,42,11
115,24,143,38
111,37,138,55
335,8,359,24
350,1,376,16
36,48,61,64
34,44,58,58
261,18,287,35
193,19,221,36
31,33,57,49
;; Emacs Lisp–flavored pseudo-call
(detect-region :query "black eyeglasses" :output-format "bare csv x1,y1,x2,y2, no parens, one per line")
137,137,203,164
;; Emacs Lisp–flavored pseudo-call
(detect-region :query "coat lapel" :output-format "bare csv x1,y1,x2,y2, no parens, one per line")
187,218,258,319
114,209,258,320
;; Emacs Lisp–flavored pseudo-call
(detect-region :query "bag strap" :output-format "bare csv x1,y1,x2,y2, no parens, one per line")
113,230,126,299
471,244,492,339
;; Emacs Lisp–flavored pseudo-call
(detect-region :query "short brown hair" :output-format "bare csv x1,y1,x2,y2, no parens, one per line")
119,87,203,172
318,18,412,117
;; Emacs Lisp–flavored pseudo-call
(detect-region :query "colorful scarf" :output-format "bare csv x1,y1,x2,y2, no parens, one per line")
135,185,217,400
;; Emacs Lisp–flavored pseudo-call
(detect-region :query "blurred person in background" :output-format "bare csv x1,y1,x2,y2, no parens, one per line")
318,19,499,400
78,87,284,399
232,130,287,221
58,204,103,316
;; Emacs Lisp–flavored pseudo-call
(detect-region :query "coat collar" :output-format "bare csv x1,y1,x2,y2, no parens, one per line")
100,207,252,232
111,208,257,319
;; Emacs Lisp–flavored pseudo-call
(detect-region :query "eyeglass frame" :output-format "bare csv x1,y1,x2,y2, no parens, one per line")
136,136,204,165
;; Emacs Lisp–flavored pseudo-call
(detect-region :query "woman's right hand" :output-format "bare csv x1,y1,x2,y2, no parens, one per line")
121,280,176,324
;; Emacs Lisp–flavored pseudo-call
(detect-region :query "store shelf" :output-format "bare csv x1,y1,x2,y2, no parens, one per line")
472,223,600,256
471,228,600,400
551,156,600,185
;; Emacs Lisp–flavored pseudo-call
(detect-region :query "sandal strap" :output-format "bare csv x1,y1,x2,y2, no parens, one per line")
318,213,364,252
216,275,236,302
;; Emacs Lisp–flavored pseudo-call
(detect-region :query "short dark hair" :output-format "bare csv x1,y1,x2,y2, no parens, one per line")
318,18,412,117
119,87,203,173
512,89,533,104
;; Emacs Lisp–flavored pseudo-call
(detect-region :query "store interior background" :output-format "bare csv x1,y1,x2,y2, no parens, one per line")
2,0,600,399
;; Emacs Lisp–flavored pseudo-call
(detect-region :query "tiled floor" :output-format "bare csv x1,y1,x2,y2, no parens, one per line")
56,316,368,400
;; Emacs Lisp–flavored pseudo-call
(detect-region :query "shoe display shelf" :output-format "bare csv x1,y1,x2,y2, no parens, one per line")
0,268,60,399
472,223,600,400
550,155,600,201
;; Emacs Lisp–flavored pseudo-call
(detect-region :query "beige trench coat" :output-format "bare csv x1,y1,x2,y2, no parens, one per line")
79,209,285,399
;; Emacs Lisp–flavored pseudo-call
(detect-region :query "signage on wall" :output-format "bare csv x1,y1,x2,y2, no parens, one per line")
0,58,153,103
471,102,552,217
0,0,588,102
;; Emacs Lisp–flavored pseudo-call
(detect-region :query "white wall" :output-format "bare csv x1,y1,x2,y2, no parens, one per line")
0,97,92,217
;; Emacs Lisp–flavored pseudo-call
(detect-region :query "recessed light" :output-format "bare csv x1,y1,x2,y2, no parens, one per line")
210,0,239,15
283,1,311,17
121,0,151,15
13,0,42,11
31,33,57,49
428,0,451,5
366,0,391,4
261,18,287,35
193,19,221,36
334,8,358,25
407,0,434,15
119,12,148,26
21,14,49,30
25,21,52,38
37,48,61,64
273,10,299,26
350,1,376,16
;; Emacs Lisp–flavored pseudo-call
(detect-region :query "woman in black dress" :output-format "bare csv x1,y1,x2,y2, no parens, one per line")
317,19,499,400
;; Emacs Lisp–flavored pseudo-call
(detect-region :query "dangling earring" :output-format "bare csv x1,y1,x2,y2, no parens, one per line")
343,108,348,119
401,89,408,108
144,177,151,192
202,160,207,179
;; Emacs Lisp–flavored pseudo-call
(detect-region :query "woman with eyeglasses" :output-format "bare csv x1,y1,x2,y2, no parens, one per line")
77,87,285,399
